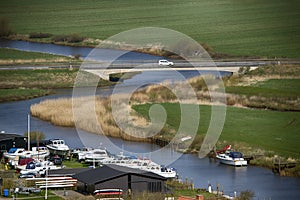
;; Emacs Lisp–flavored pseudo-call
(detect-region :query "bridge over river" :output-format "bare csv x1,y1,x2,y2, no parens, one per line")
82,60,288,80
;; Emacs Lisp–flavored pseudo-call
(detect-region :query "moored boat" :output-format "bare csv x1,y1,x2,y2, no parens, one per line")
76,147,94,162
216,151,247,167
101,154,177,179
4,147,50,168
19,160,64,178
46,139,70,157
84,148,110,163
30,146,50,160
3,148,31,160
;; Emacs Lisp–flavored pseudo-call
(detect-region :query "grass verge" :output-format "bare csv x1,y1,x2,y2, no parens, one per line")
0,48,79,65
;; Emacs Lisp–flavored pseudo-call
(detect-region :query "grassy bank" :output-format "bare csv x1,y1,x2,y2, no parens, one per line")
133,103,300,158
0,88,50,102
225,79,300,98
0,0,299,57
0,68,122,89
220,65,300,111
0,48,80,65
0,69,125,102
1,69,78,89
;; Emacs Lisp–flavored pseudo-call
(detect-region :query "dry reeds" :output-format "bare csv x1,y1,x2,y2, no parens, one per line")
31,98,74,127
30,95,155,142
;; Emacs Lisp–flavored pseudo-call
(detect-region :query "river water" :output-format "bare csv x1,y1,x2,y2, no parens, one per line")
0,40,300,199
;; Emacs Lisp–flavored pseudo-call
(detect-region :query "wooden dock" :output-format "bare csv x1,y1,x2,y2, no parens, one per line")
272,161,297,173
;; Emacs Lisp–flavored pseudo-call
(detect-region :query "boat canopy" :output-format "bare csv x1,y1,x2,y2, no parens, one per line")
8,148,18,153
229,152,243,158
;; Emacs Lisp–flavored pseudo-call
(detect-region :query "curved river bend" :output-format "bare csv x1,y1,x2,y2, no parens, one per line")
0,40,299,199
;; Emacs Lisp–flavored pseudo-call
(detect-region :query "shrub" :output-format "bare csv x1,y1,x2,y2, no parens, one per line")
0,17,13,37
51,33,84,43
67,33,84,43
51,34,69,42
29,32,52,38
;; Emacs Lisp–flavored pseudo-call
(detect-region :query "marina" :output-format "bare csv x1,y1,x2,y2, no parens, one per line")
0,40,299,199
1,88,300,199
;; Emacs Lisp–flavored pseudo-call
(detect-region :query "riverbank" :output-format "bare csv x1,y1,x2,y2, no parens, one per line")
0,68,130,102
0,88,51,102
0,48,81,66
29,65,300,177
3,34,236,59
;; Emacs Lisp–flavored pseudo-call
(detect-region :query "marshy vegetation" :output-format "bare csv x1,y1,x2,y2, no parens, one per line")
30,65,300,177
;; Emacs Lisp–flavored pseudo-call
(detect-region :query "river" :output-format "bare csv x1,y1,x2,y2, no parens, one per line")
0,40,300,199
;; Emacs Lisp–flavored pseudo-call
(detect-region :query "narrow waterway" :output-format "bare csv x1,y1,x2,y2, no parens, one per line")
0,39,161,61
0,40,299,199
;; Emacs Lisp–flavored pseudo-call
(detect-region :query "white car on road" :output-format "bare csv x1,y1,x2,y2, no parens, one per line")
158,59,174,66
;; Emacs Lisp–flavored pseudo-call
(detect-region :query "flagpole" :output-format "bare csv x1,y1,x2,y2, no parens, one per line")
27,114,30,151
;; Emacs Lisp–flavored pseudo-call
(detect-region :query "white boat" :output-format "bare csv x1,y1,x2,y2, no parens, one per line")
216,151,247,167
4,147,50,168
76,147,94,161
19,160,64,177
30,146,50,160
101,154,177,179
46,139,70,157
84,148,110,163
3,148,31,160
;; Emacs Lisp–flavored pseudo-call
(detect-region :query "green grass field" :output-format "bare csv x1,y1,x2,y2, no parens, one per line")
0,0,299,57
133,103,300,158
225,79,300,98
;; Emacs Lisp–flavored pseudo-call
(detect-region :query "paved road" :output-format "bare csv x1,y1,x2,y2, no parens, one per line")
1,60,300,80
1,59,300,70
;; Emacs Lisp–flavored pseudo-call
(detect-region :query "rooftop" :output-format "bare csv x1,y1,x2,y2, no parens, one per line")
73,164,167,185
0,133,24,141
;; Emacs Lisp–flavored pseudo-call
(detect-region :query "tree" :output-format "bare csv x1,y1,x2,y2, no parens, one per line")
24,131,45,142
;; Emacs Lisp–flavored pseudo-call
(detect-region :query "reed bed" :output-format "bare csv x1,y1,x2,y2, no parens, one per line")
31,98,74,127
30,95,153,142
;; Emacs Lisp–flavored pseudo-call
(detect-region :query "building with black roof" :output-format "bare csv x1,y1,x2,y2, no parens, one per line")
73,164,167,194
0,133,27,155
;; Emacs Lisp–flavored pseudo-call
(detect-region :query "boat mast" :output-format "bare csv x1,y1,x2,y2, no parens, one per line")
27,114,30,151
